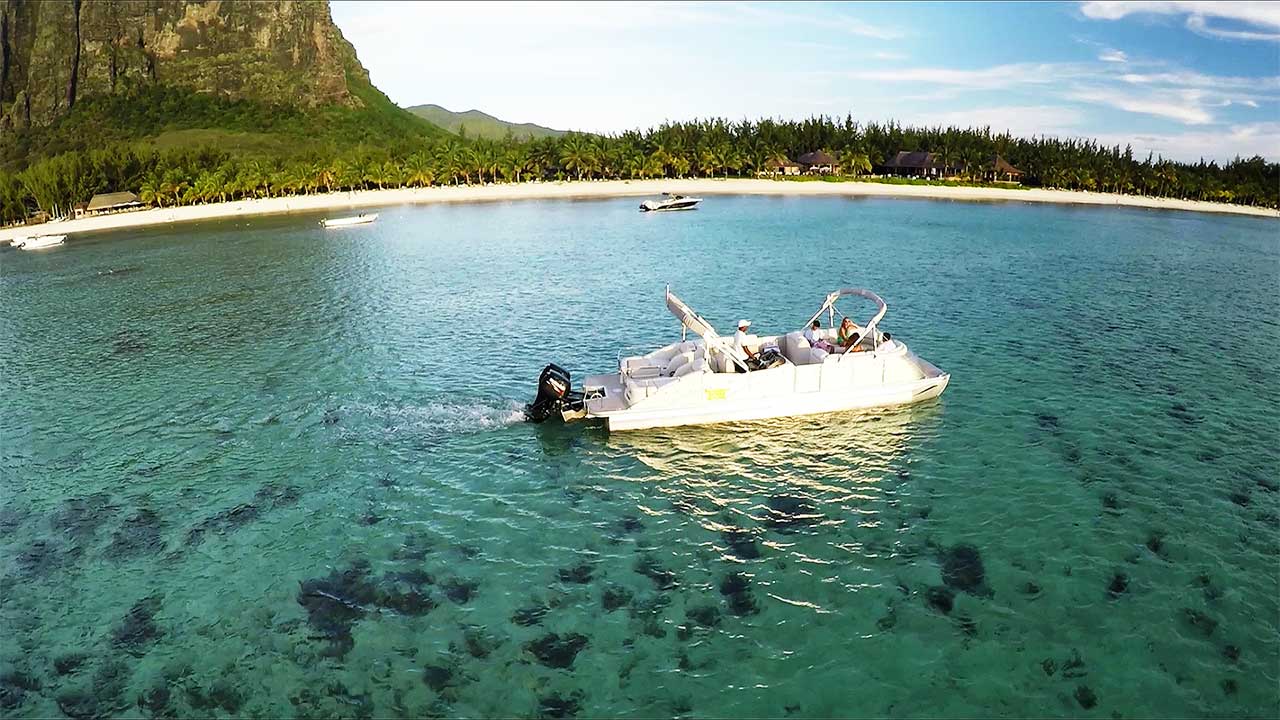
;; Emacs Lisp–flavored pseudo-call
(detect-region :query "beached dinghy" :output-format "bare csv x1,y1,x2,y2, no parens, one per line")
640,193,701,212
17,234,66,250
526,287,950,431
321,213,378,228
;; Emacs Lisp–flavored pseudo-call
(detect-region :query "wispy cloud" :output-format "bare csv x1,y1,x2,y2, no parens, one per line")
1098,49,1128,62
725,2,903,40
1079,1,1280,42
1068,88,1214,124
1092,122,1280,161
872,51,908,61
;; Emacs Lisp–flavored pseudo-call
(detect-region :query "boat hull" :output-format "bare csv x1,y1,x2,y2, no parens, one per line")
596,372,948,431
19,235,66,250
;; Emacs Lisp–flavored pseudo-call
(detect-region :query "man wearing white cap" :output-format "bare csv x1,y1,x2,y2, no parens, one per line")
732,319,756,371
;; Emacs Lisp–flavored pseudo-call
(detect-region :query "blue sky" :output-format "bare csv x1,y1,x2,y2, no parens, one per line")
331,1,1280,162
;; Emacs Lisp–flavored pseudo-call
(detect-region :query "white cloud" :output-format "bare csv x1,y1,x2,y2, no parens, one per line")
900,105,1086,137
1068,87,1215,124
1091,122,1280,162
872,51,908,61
1099,49,1128,62
1079,2,1280,42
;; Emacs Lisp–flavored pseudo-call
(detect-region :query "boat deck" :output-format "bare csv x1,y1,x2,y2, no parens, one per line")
583,373,628,414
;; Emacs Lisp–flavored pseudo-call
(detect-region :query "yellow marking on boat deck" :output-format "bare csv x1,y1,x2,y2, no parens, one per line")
705,388,726,401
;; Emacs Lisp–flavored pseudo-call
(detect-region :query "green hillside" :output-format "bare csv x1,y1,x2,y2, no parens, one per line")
406,104,565,140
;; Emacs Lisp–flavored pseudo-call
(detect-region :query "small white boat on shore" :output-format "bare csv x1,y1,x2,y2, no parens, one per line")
640,193,701,212
321,213,378,228
17,234,66,250
526,287,950,431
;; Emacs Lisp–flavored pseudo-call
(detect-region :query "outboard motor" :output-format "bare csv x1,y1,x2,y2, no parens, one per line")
525,363,585,423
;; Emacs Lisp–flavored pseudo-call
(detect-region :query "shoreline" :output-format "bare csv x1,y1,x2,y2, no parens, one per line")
3,178,1276,242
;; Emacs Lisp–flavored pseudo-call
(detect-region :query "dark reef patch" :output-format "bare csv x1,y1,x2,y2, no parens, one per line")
925,586,954,615
1102,493,1120,511
297,562,378,658
940,544,988,595
185,504,261,546
538,691,583,718
459,624,500,659
185,679,243,715
136,682,171,717
1181,608,1218,637
1228,488,1251,507
1167,403,1200,425
52,493,116,543
557,563,594,584
1074,685,1097,710
513,605,550,626
112,596,164,655
0,669,41,710
617,515,644,534
1222,644,1240,663
634,554,678,590
54,653,89,676
441,578,478,604
764,495,822,532
112,329,148,354
721,528,761,559
108,507,166,558
601,585,633,612
1106,572,1129,599
525,632,589,669
1061,649,1087,679
1145,532,1166,558
686,604,722,628
56,689,101,719
1035,413,1060,432
16,538,73,577
1221,678,1238,696
719,572,759,616
421,663,456,693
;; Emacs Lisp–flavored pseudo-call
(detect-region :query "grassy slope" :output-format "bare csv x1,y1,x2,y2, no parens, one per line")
1,72,443,169
405,103,564,140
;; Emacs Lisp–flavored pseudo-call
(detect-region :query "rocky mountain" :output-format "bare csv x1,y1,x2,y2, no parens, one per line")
406,104,565,140
0,0,374,134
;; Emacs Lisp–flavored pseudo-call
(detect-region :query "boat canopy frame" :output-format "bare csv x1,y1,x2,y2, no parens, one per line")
805,288,889,356
664,286,750,372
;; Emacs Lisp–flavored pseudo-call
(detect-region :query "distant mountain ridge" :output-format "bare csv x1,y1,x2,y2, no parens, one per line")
406,104,565,140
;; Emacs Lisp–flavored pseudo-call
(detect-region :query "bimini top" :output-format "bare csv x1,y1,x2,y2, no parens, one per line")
806,288,888,335
665,286,721,340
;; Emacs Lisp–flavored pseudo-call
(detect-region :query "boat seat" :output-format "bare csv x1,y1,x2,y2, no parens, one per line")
673,356,709,377
782,331,829,365
663,350,696,376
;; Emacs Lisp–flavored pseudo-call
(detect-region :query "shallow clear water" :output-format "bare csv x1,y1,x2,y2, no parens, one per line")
1,196,1277,719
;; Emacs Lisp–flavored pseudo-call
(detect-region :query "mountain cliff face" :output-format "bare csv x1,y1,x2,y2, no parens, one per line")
0,0,368,134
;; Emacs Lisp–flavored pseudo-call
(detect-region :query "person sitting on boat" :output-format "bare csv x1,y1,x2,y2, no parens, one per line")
803,320,835,352
836,317,865,353
732,320,756,371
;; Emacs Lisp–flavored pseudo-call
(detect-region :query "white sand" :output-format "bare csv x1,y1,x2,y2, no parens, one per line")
3,178,1275,242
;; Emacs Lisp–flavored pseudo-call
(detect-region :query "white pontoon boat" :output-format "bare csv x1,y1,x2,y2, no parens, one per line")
17,234,66,250
321,213,378,228
640,193,701,212
526,287,950,431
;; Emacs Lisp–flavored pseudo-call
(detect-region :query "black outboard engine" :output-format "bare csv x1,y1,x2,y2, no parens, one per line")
525,363,585,423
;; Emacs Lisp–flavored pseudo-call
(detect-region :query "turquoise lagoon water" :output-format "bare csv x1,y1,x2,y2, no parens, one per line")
1,196,1277,718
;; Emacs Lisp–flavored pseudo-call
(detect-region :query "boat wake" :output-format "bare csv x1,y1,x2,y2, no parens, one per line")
359,400,526,437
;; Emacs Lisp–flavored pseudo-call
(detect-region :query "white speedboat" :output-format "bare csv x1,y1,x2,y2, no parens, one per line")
640,193,701,212
526,287,950,431
17,234,66,250
321,213,378,228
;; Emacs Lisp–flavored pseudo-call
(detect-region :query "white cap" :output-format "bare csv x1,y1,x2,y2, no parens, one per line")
737,319,751,328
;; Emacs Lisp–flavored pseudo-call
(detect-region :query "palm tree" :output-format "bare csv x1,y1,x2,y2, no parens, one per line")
139,174,163,207
560,134,593,181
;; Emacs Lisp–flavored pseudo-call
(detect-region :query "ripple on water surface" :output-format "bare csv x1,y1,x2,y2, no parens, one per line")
0,197,1276,718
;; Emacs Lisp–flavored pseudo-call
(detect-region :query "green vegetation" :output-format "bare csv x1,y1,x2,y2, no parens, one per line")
405,104,564,140
2,111,1276,224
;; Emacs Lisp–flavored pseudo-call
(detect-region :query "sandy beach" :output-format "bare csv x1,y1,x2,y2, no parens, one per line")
2,178,1275,243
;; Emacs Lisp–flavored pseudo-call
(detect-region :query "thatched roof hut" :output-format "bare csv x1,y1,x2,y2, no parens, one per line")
86,191,142,213
797,150,836,167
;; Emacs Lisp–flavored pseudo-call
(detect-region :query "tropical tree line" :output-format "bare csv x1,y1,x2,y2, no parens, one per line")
3,115,1276,223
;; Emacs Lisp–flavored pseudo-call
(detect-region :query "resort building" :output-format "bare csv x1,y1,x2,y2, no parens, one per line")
985,155,1024,183
85,191,143,215
881,151,957,178
797,150,840,175
759,157,802,176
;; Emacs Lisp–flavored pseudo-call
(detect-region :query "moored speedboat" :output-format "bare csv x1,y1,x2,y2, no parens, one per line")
526,287,950,431
321,213,378,228
640,193,701,212
18,234,66,250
